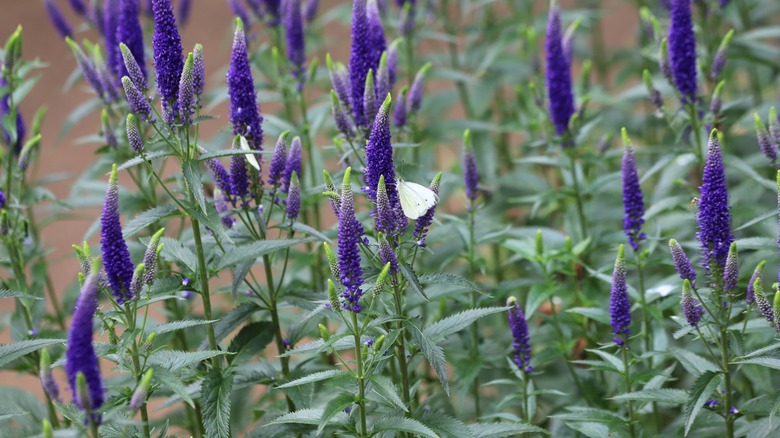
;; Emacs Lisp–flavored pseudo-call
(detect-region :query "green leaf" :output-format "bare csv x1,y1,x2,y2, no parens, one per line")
123,205,179,238
145,319,217,335
735,343,780,360
232,262,252,299
291,222,332,244
118,150,175,171
317,393,354,434
151,366,196,408
0,339,64,367
216,239,308,270
733,356,780,370
372,417,439,438
368,375,407,411
159,237,199,274
468,423,549,437
266,408,348,426
227,321,274,365
398,261,429,301
672,348,719,376
279,336,353,357
277,370,350,388
421,414,475,438
0,289,41,300
586,349,625,373
183,161,207,213
409,322,448,394
198,149,269,160
201,367,233,438
0,408,27,423
684,370,722,436
567,307,610,325
418,273,480,292
611,388,688,405
200,303,259,350
147,350,228,371
423,307,506,343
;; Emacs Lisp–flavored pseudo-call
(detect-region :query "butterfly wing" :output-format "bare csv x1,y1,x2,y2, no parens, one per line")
239,136,261,171
398,181,439,219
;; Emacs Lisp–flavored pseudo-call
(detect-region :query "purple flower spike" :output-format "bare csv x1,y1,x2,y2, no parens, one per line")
118,0,147,83
179,0,191,24
610,245,631,348
122,76,153,121
192,44,205,106
376,53,390,108
207,158,232,194
178,52,195,124
228,0,251,29
45,0,73,39
215,190,236,229
66,39,105,101
387,41,398,88
101,164,136,303
0,79,25,154
755,114,776,164
768,108,780,148
332,90,354,138
407,63,430,115
668,0,698,103
545,2,575,139
507,296,533,374
268,132,289,189
681,279,704,327
375,175,394,235
327,54,351,108
710,30,733,81
348,0,372,127
697,130,734,272
367,0,386,75
463,130,479,205
413,172,442,241
777,170,780,285
119,42,148,92
104,0,121,79
338,168,364,312
746,261,765,305
393,87,408,128
621,130,646,251
378,233,398,274
142,228,164,285
286,171,301,223
65,263,105,420
228,18,264,151
126,114,144,152
304,0,319,23
230,151,249,201
723,242,738,294
669,239,697,287
69,0,87,15
285,0,306,89
753,277,773,324
283,137,302,193
152,0,185,122
40,348,61,402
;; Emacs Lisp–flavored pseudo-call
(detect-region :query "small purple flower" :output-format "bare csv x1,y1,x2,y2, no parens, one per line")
44,0,73,39
215,189,236,228
152,0,185,122
286,171,301,224
753,277,773,324
285,0,306,89
228,18,264,151
192,44,205,106
283,137,302,193
463,131,479,205
610,245,631,348
268,132,289,189
746,261,765,305
39,348,60,402
118,0,147,83
327,55,351,108
378,233,398,274
181,290,194,300
507,296,533,374
348,0,372,127
230,152,250,201
122,76,153,121
65,266,105,419
182,277,192,287
104,0,121,79
668,0,698,103
178,53,196,124
710,30,733,81
331,91,354,138
723,242,738,294
101,165,136,303
755,114,776,164
669,239,697,287
697,130,734,272
681,279,704,327
705,399,720,409
621,133,646,251
545,3,575,138
375,175,394,235
729,406,738,415
207,158,232,194
120,43,148,92
413,172,442,240
367,0,386,77
0,190,5,208
407,63,430,115
142,228,164,285
126,114,143,152
66,39,106,101
338,168,364,312
393,87,408,128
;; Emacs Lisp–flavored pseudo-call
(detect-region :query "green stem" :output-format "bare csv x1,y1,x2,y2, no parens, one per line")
191,216,219,368
468,206,481,419
621,348,637,438
567,150,588,240
352,312,368,437
90,419,100,438
720,326,735,438
392,282,412,410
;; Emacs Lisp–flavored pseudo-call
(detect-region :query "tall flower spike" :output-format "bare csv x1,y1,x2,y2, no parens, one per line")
377,233,398,274
228,18,264,150
621,129,646,251
723,242,738,294
545,1,575,138
754,114,776,164
179,0,191,24
206,158,231,194
769,107,780,148
102,109,117,148
152,0,185,122
0,78,25,154
348,0,372,127
44,0,73,39
507,296,533,374
129,263,146,298
39,348,60,402
101,164,136,303
414,171,442,243
69,0,87,15
387,40,399,88
104,0,121,79
366,0,386,75
669,239,697,287
777,170,780,285
747,260,765,305
610,245,631,348
126,113,144,152
283,137,302,193
323,170,340,215
192,44,205,106
118,0,146,83
710,29,733,82
178,52,195,124
230,148,250,202
773,286,780,333
143,228,165,285
697,130,734,272
364,69,377,123
305,0,319,23
393,87,408,128
268,131,290,190
94,48,120,103
407,62,431,115
66,38,105,101
681,279,704,327
120,43,148,92
228,0,251,29
753,277,773,323
463,130,480,205
122,76,153,121
668,0,697,103
327,54,351,108
331,90,354,139
285,0,305,89
710,80,725,115
375,175,394,235
659,38,672,82
338,168,364,312
376,53,390,106
65,262,105,419
286,171,301,223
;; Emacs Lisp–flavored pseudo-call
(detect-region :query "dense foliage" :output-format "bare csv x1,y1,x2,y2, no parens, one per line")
3,0,780,436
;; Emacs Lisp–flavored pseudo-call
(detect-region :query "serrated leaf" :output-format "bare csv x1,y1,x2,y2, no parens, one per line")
279,336,354,357
611,388,688,404
197,149,269,160
468,423,549,437
147,350,228,371
672,348,719,376
232,262,252,299
159,237,198,274
200,303,260,350
216,239,308,270
123,205,179,238
0,339,65,367
183,161,206,213
421,414,475,438
318,393,354,434
423,307,506,343
291,222,332,244
399,261,429,301
118,150,174,171
151,366,196,408
372,417,439,438
227,321,274,365
276,370,350,388
733,356,780,370
684,370,722,435
735,344,780,360
409,322,448,394
201,367,233,438
567,307,610,325
266,408,348,426
368,375,407,411
418,273,480,292
145,319,217,335
0,289,41,300
586,349,624,373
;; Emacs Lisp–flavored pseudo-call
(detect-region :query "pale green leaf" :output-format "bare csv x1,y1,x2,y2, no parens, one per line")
201,367,233,438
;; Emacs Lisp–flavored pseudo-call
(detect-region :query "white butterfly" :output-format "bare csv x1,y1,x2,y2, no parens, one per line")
398,180,438,220
239,135,260,171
